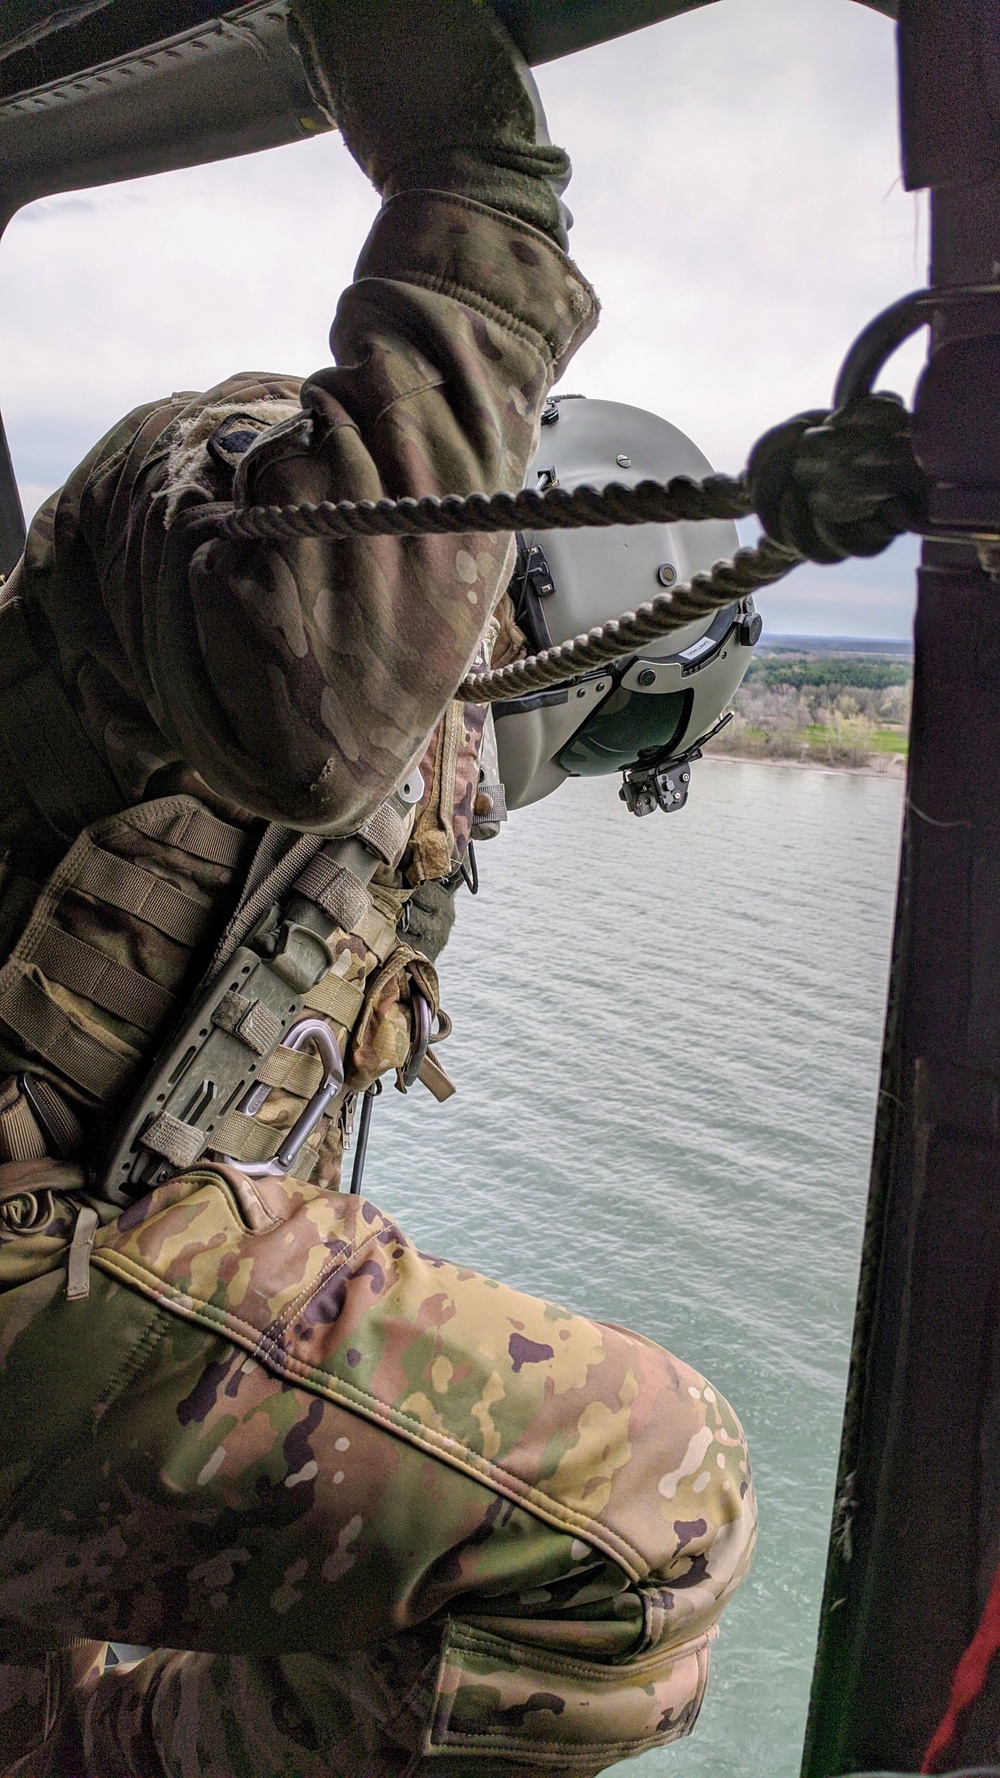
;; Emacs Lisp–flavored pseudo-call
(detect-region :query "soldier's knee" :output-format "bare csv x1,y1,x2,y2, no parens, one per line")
434,1326,756,1767
642,1361,757,1642
537,1312,756,1645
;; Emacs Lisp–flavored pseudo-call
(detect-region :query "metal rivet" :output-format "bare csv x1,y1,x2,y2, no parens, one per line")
657,563,677,587
617,454,631,468
576,687,587,697
637,668,657,687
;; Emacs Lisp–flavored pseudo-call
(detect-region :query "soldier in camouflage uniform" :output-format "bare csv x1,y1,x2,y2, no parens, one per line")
0,3,757,1772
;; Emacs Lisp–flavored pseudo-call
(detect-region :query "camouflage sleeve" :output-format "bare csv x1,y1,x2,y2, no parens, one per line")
131,192,597,832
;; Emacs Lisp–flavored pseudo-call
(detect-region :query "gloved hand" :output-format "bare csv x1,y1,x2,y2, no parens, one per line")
288,0,572,247
747,392,929,563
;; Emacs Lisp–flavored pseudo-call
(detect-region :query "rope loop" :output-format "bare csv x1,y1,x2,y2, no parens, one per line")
210,390,926,705
456,536,801,704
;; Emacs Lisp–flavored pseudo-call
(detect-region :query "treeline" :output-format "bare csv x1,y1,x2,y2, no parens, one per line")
744,658,911,693
709,650,912,768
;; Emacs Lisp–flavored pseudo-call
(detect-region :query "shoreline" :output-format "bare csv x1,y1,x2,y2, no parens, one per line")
702,750,907,781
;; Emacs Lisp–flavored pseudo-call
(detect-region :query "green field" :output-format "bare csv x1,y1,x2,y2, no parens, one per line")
708,646,912,767
806,723,908,755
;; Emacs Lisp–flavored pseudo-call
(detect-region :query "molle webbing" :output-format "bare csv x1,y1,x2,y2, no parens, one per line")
0,797,251,1120
354,798,412,873
292,854,371,932
74,846,212,947
152,805,247,870
211,988,282,1056
31,927,175,1034
0,972,134,1100
0,787,441,1194
96,791,430,1200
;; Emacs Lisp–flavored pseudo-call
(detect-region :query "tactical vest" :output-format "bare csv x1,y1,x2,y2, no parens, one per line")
0,543,506,1200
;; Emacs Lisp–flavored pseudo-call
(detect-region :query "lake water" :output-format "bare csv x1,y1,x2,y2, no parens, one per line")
361,757,905,1778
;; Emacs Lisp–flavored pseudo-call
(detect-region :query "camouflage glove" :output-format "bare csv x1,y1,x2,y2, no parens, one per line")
288,0,572,246
747,392,929,564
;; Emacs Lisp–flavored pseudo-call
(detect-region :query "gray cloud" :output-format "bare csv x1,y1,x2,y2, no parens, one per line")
0,0,922,636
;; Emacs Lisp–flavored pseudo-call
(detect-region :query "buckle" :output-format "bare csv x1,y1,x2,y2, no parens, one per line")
211,1016,343,1179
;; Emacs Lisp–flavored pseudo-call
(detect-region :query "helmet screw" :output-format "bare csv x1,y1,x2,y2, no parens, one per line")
657,563,677,587
637,668,657,687
616,454,631,468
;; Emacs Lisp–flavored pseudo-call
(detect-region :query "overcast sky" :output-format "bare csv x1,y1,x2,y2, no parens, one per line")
0,0,924,638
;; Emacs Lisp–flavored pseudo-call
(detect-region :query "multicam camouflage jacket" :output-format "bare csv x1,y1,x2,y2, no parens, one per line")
0,190,597,1188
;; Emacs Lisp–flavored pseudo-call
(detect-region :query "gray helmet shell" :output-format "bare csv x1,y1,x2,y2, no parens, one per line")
494,396,758,810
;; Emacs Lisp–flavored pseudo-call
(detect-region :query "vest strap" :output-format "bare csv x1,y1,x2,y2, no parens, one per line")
292,855,371,932
211,988,283,1057
0,1075,47,1162
32,926,175,1035
304,970,366,1028
209,1110,283,1165
355,798,412,869
257,1044,324,1098
137,1111,206,1170
75,844,210,947
159,806,247,868
355,904,400,962
0,969,135,1101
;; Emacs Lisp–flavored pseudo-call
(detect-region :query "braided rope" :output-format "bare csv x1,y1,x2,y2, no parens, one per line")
215,465,801,704
217,471,754,543
456,535,802,703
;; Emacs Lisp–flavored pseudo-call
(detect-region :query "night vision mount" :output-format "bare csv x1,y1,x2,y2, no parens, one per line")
619,709,734,817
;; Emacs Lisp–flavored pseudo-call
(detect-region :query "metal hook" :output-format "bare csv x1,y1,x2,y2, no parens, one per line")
212,1015,343,1178
832,288,932,410
400,988,433,1090
349,1078,383,1196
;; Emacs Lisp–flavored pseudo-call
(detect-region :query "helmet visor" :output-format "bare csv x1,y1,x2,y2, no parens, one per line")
557,683,691,776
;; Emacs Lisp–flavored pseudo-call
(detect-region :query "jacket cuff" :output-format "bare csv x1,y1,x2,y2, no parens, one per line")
353,189,599,377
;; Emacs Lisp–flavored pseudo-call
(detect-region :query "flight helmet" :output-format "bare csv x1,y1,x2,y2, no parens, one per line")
493,396,762,817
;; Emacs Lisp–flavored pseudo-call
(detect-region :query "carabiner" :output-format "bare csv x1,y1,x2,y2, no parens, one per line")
212,1016,344,1178
400,988,433,1090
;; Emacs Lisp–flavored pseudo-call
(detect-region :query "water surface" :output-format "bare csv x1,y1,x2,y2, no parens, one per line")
363,759,905,1778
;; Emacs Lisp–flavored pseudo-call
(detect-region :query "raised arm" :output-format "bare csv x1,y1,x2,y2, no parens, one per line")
62,0,596,837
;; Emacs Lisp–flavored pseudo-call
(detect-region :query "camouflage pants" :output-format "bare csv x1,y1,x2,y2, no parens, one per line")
0,1159,756,1777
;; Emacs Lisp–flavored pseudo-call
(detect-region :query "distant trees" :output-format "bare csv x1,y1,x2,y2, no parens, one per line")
708,653,911,768
745,659,911,693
